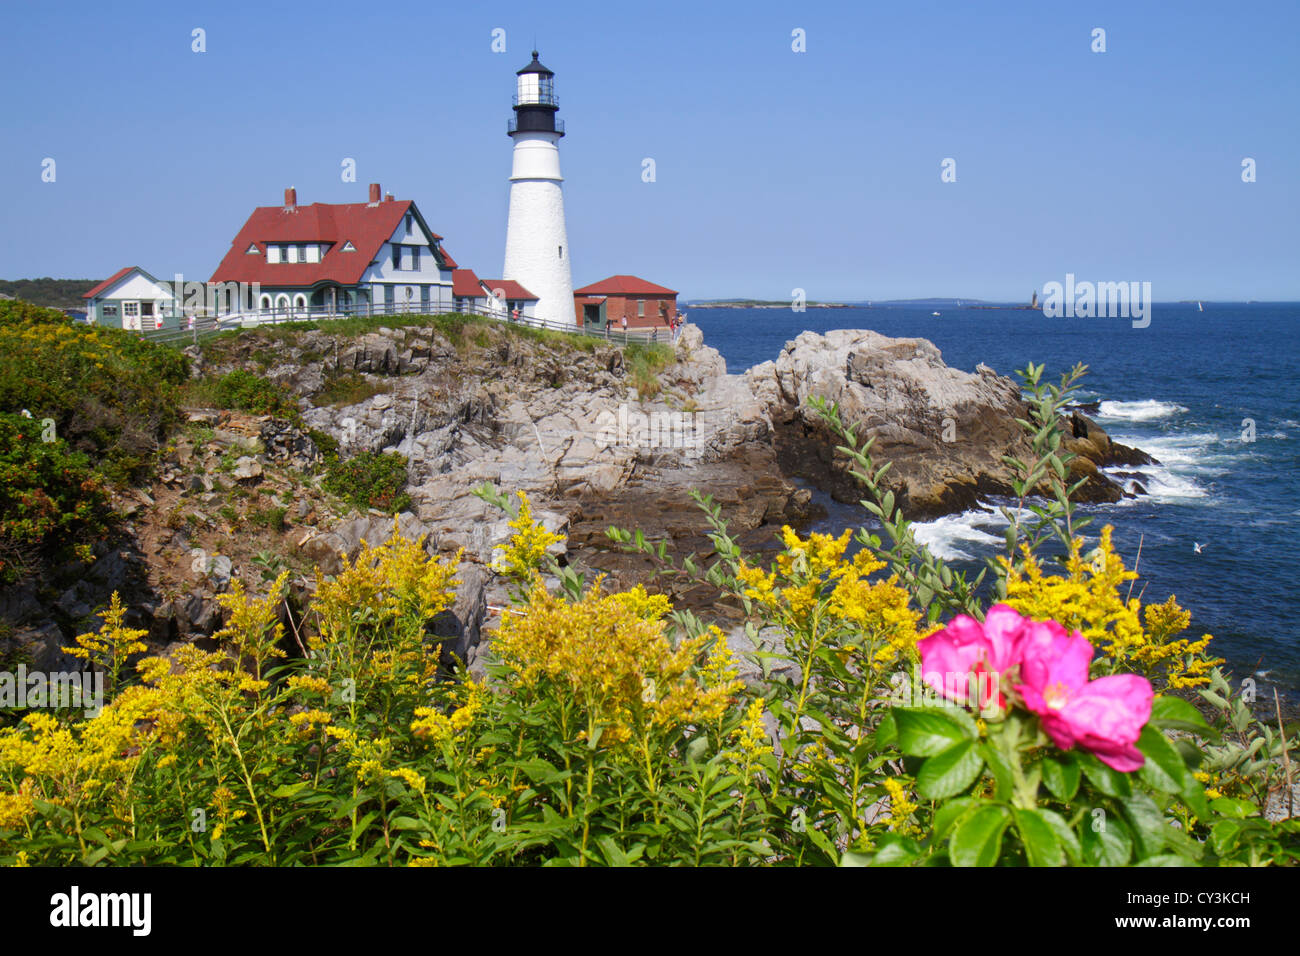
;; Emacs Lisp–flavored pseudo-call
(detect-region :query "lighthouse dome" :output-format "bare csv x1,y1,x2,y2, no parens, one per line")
516,51,554,76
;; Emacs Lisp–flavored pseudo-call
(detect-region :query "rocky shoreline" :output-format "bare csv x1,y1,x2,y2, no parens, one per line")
1,319,1154,681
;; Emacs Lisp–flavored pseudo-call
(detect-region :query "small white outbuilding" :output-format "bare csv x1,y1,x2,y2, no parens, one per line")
83,266,177,330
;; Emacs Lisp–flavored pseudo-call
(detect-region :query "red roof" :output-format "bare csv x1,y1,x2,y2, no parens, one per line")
452,268,487,298
573,275,678,297
83,266,141,299
480,279,538,301
210,198,449,287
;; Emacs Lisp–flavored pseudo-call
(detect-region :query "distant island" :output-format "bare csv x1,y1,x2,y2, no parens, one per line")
0,277,98,310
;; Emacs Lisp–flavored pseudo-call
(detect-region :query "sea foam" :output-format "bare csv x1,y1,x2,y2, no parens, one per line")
1096,399,1188,422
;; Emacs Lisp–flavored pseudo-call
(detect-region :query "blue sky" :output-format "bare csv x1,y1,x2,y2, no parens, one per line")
2,0,1296,301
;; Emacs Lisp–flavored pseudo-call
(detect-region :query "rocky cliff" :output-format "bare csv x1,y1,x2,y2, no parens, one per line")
747,329,1149,517
0,318,1151,676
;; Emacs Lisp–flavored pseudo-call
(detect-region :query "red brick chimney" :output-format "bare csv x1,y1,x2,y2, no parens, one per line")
368,183,381,204
283,186,297,209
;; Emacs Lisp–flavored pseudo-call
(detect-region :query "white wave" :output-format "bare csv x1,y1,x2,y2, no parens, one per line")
1117,467,1209,501
911,507,1009,561
1114,432,1224,468
1096,399,1188,422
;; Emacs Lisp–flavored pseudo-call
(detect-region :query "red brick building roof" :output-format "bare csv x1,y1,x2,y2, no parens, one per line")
573,275,678,296
480,279,538,301
210,193,453,287
452,268,488,298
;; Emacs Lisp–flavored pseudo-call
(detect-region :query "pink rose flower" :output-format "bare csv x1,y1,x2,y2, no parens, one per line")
918,604,1028,713
1015,623,1154,772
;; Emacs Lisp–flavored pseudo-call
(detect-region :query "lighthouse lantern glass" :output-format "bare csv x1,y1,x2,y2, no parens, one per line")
518,73,539,104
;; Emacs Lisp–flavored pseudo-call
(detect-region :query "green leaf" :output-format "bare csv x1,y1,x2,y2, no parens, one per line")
1137,725,1191,794
1040,754,1081,802
1014,808,1064,867
1209,797,1260,819
865,833,922,867
978,742,1015,802
930,797,977,844
872,709,898,749
1209,819,1244,857
1149,696,1213,735
1121,791,1174,859
1080,806,1133,866
1178,770,1211,822
1036,807,1082,865
1200,688,1229,710
917,739,984,799
1078,752,1132,798
269,782,309,799
892,707,974,757
949,804,1011,867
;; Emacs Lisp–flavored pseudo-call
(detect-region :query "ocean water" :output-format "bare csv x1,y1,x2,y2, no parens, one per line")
690,304,1300,695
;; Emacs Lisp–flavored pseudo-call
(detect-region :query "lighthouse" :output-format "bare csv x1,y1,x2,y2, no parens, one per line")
502,51,575,326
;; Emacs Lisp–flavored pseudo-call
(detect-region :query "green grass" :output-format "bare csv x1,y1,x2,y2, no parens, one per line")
199,312,601,360
625,342,675,401
247,505,288,532
312,372,386,408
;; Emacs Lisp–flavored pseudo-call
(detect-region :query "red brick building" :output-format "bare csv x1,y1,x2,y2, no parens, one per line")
572,275,678,329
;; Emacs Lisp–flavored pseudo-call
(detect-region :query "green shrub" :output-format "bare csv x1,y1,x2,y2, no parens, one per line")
322,451,411,514
0,412,115,583
306,428,340,460
313,372,385,408
204,369,296,417
0,300,188,483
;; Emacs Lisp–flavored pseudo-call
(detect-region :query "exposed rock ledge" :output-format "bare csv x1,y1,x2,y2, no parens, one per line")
0,320,1154,676
747,329,1151,519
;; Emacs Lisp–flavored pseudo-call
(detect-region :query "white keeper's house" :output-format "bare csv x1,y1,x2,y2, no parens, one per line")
83,266,178,329
210,183,472,317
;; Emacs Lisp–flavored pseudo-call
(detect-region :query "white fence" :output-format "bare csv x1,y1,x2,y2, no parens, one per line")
136,300,683,350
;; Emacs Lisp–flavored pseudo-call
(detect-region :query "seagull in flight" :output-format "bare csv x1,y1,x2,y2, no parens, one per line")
1192,542,1206,554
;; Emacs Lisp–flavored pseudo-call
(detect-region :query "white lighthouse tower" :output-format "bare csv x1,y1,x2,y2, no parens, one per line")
502,51,575,326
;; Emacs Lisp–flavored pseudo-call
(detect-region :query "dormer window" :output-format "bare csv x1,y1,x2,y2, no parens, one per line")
267,245,281,264
287,245,299,264
341,241,356,253
246,243,260,255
